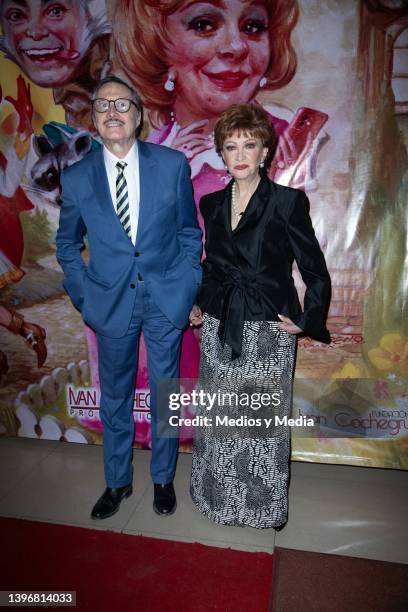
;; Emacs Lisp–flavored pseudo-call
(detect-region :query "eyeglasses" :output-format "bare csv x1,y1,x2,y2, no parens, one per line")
92,98,138,113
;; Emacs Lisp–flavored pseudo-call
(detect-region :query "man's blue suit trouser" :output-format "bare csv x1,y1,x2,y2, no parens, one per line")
96,281,182,487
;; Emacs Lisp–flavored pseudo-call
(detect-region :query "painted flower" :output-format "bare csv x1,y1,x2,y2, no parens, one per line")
368,334,408,377
331,361,367,379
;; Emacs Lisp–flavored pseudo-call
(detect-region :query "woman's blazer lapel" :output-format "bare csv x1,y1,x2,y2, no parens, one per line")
232,176,274,236
207,176,276,237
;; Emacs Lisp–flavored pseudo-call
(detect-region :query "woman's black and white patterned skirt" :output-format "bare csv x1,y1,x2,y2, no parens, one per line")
190,313,296,529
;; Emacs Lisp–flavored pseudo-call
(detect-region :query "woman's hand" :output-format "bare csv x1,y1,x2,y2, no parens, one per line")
277,314,303,334
161,120,213,161
189,304,203,327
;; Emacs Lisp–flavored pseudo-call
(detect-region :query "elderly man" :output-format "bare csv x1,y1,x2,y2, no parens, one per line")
56,75,202,519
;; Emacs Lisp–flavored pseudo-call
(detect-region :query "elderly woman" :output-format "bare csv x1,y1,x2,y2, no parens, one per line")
189,104,331,529
114,0,328,418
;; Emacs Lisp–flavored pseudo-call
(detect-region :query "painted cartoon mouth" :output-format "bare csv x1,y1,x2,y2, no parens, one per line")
202,70,249,90
21,47,79,62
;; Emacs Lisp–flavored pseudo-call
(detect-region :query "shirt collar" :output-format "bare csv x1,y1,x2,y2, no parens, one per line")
103,140,139,172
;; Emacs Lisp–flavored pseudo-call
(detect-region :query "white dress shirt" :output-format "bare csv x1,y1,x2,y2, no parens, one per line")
103,142,140,245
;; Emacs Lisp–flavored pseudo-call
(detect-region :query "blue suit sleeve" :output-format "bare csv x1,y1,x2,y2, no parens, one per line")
175,155,202,285
55,171,87,311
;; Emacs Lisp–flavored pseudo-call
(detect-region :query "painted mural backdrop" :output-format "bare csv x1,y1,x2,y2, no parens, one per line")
0,0,407,468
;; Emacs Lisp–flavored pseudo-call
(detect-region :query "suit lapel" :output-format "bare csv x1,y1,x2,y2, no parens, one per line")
233,176,273,235
211,180,233,235
92,147,114,214
211,176,274,237
91,148,133,243
136,140,158,246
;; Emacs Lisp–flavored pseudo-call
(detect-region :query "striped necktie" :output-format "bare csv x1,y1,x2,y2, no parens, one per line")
116,161,131,238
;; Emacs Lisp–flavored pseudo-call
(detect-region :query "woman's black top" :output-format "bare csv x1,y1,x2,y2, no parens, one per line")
197,176,331,358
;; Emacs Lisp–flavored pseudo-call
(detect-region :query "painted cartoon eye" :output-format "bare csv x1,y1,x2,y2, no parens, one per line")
46,4,67,19
242,19,268,35
6,9,27,23
188,17,217,33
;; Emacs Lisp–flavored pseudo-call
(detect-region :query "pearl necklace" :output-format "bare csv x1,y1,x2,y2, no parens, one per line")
231,182,242,219
231,178,261,219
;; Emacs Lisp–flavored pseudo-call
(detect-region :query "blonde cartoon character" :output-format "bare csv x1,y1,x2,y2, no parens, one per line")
115,0,329,204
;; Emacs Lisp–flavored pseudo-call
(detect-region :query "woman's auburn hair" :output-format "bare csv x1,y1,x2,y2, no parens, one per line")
114,0,299,127
214,103,278,173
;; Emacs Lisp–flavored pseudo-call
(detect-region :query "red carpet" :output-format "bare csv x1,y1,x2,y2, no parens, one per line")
270,547,408,612
0,518,273,611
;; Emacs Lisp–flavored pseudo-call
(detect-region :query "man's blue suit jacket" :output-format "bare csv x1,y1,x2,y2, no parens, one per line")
56,140,202,337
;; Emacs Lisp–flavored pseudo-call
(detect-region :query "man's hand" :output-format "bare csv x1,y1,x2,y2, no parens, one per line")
189,304,203,327
277,314,303,334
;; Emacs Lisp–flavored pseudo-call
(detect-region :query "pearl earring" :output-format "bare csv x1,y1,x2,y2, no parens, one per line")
260,161,265,168
259,77,267,88
164,71,175,92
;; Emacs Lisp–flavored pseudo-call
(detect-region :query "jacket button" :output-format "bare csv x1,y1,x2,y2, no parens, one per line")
134,252,140,257
130,283,136,289
137,273,143,281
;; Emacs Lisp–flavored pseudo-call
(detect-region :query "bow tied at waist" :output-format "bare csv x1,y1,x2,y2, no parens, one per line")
215,267,265,359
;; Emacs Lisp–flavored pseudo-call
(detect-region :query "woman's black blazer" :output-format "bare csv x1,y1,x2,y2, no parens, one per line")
197,176,331,358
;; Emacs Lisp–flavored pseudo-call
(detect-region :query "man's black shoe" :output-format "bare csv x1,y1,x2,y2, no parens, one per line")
153,482,177,516
91,484,132,520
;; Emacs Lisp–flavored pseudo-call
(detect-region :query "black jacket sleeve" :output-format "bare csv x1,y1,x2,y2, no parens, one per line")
286,190,331,343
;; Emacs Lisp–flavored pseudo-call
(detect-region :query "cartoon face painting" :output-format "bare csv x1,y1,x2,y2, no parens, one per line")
0,0,90,87
165,0,270,120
